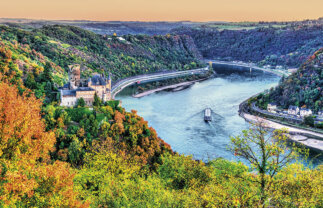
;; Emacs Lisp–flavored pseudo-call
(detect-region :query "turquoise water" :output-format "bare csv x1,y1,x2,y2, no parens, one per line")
116,69,284,161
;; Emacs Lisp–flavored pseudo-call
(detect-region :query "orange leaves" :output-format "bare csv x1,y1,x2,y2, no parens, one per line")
111,122,125,136
0,83,88,207
0,46,12,61
2,170,37,200
114,110,125,123
100,106,173,168
0,82,55,161
77,127,85,138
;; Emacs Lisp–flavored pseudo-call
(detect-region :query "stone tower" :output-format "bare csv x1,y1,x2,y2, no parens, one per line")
68,64,81,90
106,73,112,91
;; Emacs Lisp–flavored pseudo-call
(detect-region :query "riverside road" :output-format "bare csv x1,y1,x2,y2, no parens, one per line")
111,67,209,98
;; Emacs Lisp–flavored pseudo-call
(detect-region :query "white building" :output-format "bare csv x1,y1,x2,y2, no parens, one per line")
288,68,298,73
318,110,323,118
288,106,299,115
117,37,125,41
267,103,277,113
300,108,312,117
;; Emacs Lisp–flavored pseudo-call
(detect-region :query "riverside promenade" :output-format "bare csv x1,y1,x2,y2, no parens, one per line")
239,98,323,152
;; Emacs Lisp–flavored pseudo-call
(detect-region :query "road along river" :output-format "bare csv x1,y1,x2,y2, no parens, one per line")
116,66,322,165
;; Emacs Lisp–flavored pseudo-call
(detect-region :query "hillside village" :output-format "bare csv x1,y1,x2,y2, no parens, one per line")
267,103,323,121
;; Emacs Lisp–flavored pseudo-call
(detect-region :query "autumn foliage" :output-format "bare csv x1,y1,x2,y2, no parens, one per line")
0,25,322,207
0,82,87,207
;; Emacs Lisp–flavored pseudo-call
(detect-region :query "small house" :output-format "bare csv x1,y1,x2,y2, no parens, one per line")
288,68,298,73
288,106,299,115
317,110,323,118
267,103,277,113
300,108,312,117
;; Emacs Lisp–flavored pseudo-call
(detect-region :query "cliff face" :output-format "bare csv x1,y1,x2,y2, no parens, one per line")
172,25,323,67
267,48,323,112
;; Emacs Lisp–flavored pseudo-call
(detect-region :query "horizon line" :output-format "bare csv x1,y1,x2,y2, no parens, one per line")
1,17,322,24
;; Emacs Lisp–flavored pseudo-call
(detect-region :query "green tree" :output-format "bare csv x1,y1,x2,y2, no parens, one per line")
303,115,315,127
68,136,85,167
158,153,211,190
230,123,308,207
76,97,86,107
42,62,53,82
93,93,101,107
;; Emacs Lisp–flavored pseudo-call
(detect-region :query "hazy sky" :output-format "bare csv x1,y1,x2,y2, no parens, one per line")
1,0,322,22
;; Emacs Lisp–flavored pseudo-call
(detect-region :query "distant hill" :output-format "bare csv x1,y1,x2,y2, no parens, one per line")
257,48,323,112
0,19,200,35
172,24,323,67
1,18,322,68
1,18,322,36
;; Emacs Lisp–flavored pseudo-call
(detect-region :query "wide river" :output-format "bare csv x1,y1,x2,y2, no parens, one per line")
116,66,283,162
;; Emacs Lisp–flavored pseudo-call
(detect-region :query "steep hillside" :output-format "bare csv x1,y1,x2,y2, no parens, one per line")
0,25,204,80
0,38,66,102
172,24,323,67
258,48,323,112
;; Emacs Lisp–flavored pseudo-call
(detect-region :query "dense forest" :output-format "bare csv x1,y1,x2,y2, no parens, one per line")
172,24,323,67
256,48,323,113
0,23,323,207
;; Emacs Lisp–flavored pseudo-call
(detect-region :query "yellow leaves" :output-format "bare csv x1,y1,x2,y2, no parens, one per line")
0,82,54,161
269,163,323,207
3,170,38,199
0,83,88,207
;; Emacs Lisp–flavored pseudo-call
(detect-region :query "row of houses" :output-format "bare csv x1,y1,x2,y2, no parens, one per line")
267,103,323,118
263,65,284,70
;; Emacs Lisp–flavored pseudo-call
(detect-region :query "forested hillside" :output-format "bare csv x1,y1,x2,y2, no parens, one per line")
0,23,323,207
0,80,322,207
257,48,323,112
173,24,323,67
0,37,65,102
0,24,204,80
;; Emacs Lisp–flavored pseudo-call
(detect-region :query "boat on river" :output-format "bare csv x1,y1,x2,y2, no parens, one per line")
204,108,212,121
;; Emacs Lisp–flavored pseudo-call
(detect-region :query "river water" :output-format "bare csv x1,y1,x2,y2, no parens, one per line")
116,66,286,162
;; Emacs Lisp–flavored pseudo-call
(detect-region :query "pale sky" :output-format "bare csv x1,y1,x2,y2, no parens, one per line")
0,0,322,22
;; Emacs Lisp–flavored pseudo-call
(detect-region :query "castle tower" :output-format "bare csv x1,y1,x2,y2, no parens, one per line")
68,64,81,90
106,73,112,91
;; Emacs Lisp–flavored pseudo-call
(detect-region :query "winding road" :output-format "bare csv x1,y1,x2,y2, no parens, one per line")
111,67,209,98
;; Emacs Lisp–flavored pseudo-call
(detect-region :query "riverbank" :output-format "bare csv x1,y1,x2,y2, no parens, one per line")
208,60,291,77
132,78,206,98
240,112,323,152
